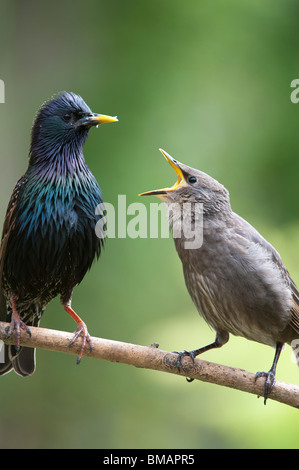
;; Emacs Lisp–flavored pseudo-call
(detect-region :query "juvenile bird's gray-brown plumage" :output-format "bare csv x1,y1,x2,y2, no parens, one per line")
140,148,299,404
0,92,118,376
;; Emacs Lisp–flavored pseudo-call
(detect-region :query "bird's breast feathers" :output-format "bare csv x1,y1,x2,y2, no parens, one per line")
3,171,103,293
177,218,294,345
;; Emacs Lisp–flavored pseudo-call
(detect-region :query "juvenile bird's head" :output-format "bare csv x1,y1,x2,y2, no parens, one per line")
140,149,231,215
29,91,118,165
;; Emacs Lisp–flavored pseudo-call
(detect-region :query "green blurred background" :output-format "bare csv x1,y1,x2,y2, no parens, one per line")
0,0,299,449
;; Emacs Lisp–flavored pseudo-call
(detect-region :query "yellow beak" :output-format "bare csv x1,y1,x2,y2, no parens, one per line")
90,114,118,124
139,148,184,197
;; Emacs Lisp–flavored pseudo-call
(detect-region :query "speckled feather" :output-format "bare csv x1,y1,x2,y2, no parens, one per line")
165,159,299,347
141,149,299,402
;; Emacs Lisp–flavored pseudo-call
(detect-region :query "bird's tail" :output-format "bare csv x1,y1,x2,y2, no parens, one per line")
0,300,39,377
0,343,37,376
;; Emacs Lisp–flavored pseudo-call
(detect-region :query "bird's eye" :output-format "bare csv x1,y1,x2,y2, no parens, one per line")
188,176,197,184
62,113,71,122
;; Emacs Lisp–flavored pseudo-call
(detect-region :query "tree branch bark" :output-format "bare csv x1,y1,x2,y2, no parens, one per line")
0,321,298,409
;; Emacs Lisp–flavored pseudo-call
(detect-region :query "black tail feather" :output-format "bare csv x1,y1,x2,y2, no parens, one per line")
0,343,36,377
0,297,38,376
12,346,36,376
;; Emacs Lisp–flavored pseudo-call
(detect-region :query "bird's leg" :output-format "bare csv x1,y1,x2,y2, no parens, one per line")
255,342,283,405
5,296,31,351
175,330,229,375
61,298,93,364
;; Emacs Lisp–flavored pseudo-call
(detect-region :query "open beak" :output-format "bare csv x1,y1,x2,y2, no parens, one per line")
139,148,185,197
79,113,118,128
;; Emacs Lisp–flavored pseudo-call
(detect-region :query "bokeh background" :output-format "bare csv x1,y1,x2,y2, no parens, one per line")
0,0,299,449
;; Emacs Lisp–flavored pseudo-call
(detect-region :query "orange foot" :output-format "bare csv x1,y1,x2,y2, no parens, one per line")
69,320,93,364
5,309,31,351
63,304,93,364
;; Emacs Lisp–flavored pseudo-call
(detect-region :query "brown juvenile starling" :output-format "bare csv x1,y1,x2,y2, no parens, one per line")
140,148,299,404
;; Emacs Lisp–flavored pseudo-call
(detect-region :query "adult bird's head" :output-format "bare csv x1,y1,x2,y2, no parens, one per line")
139,149,230,215
29,91,118,165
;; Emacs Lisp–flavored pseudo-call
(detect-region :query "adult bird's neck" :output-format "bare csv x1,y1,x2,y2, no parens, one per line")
28,140,89,181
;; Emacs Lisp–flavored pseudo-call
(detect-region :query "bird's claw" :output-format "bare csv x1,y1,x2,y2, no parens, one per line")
173,349,196,376
255,370,276,405
68,321,93,365
5,315,32,351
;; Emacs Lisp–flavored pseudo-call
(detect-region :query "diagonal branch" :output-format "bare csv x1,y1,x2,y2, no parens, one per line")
0,321,298,409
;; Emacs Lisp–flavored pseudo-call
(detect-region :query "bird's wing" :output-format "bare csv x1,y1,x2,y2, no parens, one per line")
0,231,10,321
0,176,27,320
233,213,299,335
289,280,299,334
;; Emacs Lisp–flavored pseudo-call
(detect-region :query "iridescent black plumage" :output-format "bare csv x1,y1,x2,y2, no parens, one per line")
0,92,117,375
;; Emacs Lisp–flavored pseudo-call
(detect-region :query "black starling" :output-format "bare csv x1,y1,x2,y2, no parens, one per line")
0,92,118,376
140,148,299,403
